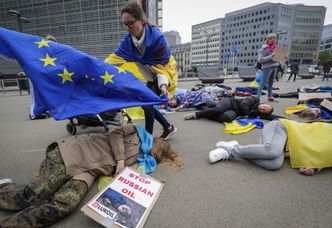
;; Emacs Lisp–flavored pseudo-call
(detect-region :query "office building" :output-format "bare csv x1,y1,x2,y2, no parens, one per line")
164,30,181,46
320,24,332,54
171,42,191,78
191,3,326,69
191,18,222,67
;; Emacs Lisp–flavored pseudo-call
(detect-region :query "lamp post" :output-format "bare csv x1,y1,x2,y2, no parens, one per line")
7,10,30,32
59,25,67,44
205,33,217,67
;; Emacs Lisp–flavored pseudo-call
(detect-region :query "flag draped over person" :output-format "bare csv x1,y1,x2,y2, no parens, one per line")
105,24,178,95
0,28,167,120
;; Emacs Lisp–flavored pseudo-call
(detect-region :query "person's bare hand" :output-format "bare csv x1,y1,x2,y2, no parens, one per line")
115,160,125,176
160,85,169,98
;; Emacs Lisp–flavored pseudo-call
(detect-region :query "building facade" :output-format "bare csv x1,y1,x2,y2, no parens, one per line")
164,30,181,46
0,0,162,73
191,18,222,67
171,42,191,78
191,3,326,69
320,24,332,54
221,3,325,67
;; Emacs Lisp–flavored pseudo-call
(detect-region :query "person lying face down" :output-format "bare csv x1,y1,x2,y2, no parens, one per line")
0,124,183,227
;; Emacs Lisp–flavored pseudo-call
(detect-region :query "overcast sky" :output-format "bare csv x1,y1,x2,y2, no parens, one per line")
163,0,332,43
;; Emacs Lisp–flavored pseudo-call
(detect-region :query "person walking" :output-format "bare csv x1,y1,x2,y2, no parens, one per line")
257,33,279,102
105,2,178,140
323,61,332,81
287,61,299,82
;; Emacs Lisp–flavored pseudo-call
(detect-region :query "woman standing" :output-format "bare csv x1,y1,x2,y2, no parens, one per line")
257,33,279,102
105,2,178,140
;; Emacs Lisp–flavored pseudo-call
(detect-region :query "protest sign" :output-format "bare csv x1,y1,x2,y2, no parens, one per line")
273,46,288,64
81,167,163,228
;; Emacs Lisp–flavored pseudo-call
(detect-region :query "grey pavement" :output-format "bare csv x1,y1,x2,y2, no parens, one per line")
1,75,332,228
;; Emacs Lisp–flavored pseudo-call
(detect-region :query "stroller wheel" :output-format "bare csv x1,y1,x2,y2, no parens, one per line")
66,123,77,135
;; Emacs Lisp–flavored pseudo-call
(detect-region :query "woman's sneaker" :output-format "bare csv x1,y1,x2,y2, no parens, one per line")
160,125,177,141
209,148,230,163
0,179,12,188
215,140,239,149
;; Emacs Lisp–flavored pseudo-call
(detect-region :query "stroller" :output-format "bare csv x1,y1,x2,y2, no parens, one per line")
66,109,132,135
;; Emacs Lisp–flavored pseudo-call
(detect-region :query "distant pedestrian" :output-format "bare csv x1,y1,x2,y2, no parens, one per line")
288,61,299,82
323,61,332,81
257,33,279,102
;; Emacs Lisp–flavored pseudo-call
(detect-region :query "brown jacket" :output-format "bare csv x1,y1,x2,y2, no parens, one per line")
51,124,141,187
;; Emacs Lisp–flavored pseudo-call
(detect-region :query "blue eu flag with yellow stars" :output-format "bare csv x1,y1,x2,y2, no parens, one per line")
0,28,168,120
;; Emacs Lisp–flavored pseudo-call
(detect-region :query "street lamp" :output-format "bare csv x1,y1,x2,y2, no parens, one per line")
7,10,30,32
59,25,67,44
205,33,218,67
7,10,30,33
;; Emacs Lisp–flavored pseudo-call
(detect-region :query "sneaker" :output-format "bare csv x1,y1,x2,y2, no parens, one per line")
209,148,230,163
215,140,239,149
184,113,196,120
160,125,177,140
0,179,12,188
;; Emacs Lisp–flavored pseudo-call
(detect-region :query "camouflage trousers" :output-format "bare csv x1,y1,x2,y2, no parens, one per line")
0,146,88,228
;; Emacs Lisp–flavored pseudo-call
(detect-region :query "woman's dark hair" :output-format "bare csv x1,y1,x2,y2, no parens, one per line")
121,2,153,25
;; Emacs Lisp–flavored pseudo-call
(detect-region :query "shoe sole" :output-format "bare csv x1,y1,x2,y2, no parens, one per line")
0,178,12,187
163,127,177,141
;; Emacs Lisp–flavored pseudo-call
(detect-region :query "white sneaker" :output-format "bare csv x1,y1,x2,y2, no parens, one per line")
209,148,230,163
215,140,239,149
0,178,12,186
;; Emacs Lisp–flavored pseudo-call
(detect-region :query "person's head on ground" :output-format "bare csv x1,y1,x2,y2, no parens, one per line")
117,204,132,218
45,34,57,42
168,96,180,108
258,103,273,115
120,2,152,39
151,137,184,169
299,108,321,119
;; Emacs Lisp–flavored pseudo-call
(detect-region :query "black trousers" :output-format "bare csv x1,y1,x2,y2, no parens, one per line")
195,98,237,123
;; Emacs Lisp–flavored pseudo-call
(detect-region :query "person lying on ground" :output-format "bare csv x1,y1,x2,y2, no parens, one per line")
289,98,332,120
0,124,183,227
209,119,332,175
159,86,235,112
183,96,280,123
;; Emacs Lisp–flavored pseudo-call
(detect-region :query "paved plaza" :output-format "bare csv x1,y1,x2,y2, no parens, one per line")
0,76,332,228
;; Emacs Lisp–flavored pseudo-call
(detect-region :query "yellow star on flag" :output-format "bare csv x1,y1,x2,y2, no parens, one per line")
34,39,50,48
39,53,57,67
57,68,74,84
116,67,126,74
100,70,114,85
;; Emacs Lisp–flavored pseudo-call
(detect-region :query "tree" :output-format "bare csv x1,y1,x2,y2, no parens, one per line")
318,50,332,66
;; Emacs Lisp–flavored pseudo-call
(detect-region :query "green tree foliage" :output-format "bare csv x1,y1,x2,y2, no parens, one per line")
318,50,332,66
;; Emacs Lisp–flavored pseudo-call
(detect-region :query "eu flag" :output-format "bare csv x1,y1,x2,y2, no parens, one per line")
0,28,167,120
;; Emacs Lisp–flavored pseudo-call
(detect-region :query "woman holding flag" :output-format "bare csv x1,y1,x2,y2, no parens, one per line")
105,2,178,140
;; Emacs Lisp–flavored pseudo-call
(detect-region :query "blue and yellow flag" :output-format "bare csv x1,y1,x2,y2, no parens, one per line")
224,117,264,134
0,28,167,120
